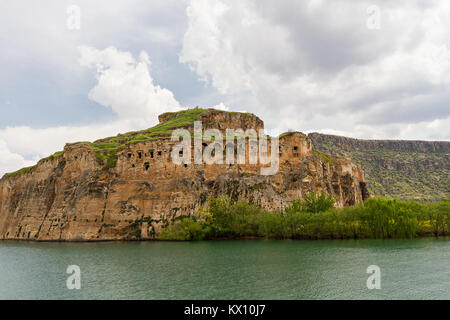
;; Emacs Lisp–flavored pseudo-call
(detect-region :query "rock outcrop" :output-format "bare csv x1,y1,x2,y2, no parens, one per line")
309,132,449,201
0,109,368,241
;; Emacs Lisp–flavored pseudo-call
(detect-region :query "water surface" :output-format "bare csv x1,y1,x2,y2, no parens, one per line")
0,238,448,299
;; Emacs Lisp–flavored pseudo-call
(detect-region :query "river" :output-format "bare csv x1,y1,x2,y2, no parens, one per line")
0,238,448,299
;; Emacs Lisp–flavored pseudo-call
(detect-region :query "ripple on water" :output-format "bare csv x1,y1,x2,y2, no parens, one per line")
0,238,448,299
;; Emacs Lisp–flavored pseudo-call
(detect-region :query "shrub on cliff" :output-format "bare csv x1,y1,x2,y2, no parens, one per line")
209,196,263,237
159,217,211,241
285,192,335,214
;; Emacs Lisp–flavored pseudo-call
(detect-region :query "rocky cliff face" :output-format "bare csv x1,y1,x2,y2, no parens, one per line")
309,132,450,201
309,132,450,153
0,109,367,241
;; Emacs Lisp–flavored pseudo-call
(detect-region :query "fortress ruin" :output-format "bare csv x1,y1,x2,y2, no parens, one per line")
0,108,368,240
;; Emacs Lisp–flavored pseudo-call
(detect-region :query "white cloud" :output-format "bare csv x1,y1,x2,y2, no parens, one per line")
2,1,450,177
212,102,229,111
0,140,35,176
0,120,142,162
308,116,450,141
78,46,182,122
0,0,186,74
180,0,450,140
0,46,182,176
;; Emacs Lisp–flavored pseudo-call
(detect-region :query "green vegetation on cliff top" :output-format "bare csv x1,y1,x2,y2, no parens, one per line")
73,108,222,171
3,151,65,178
96,107,208,145
3,108,260,177
3,165,36,178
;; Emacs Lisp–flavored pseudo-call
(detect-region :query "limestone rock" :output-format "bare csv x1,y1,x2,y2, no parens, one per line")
0,109,368,241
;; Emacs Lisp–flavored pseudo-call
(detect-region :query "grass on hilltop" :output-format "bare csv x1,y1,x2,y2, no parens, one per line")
3,151,65,178
3,109,211,177
71,108,208,170
3,166,37,178
3,108,261,177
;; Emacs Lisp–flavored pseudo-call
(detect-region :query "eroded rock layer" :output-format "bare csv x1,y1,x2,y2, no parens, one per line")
0,109,368,240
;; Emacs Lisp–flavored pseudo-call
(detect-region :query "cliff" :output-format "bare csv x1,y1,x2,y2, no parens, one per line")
309,132,450,201
0,109,367,241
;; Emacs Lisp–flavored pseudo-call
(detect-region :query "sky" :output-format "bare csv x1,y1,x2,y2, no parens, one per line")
1,0,450,175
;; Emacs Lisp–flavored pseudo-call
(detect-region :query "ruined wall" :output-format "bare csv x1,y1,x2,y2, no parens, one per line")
0,110,367,241
159,108,264,133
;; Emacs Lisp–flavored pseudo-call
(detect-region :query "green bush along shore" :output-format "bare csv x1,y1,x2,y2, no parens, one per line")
159,193,450,240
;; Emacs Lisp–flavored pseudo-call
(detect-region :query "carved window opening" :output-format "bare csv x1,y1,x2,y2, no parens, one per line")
138,151,142,159
149,150,154,158
157,151,162,156
144,162,150,171
132,164,135,168
179,150,183,156
293,146,298,151
184,164,188,168
128,153,133,158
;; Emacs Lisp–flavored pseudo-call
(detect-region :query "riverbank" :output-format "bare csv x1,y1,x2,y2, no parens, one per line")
1,196,447,242
159,196,450,241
